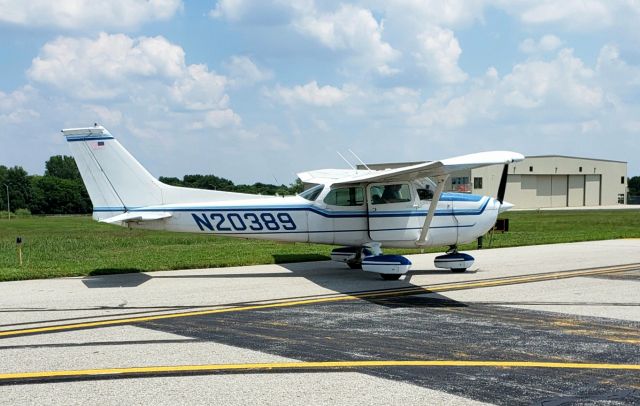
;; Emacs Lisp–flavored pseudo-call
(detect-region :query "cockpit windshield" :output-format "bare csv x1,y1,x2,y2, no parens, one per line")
298,184,324,201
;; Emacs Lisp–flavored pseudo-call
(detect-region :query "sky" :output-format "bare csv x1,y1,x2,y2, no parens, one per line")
0,0,639,184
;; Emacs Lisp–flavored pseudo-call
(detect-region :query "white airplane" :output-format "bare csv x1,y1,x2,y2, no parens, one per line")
63,125,524,280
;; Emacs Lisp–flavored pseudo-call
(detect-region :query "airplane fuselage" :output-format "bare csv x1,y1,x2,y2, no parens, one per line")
98,189,501,249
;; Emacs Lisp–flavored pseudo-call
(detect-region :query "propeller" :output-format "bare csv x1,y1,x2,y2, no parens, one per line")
494,153,525,213
496,163,509,204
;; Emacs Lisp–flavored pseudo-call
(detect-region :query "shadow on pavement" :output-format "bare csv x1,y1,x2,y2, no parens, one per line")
79,254,469,311
82,271,151,288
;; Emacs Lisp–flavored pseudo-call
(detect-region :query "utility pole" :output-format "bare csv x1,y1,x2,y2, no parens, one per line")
3,183,9,220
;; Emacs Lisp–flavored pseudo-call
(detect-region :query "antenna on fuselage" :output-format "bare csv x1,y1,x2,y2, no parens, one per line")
337,151,355,170
348,149,371,171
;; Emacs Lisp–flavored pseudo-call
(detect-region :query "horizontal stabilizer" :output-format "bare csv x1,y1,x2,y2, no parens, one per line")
99,211,172,224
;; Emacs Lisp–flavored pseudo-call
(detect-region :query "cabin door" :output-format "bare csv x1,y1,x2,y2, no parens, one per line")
367,182,420,241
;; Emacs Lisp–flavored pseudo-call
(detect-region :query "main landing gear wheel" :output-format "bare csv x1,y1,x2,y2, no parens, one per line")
380,273,402,280
450,268,467,273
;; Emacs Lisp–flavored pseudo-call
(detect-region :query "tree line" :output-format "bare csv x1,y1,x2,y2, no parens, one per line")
0,156,303,215
629,177,640,196
0,156,91,215
158,175,303,196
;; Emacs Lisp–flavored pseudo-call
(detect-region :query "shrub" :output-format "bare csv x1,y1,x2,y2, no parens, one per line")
15,208,32,217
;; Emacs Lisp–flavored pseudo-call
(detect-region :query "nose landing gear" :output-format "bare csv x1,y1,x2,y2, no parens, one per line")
434,245,474,273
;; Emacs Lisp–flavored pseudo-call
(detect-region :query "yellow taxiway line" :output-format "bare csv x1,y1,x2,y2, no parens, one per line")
1,360,639,381
0,263,638,338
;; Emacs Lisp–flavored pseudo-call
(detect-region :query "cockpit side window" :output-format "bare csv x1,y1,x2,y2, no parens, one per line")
323,186,364,206
370,184,412,205
298,184,323,201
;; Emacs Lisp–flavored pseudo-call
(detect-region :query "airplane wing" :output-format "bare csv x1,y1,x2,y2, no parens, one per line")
297,169,370,185
328,151,525,186
99,211,172,224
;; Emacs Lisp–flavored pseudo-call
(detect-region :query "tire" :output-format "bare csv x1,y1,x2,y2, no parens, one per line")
451,268,467,273
380,273,402,280
347,262,362,270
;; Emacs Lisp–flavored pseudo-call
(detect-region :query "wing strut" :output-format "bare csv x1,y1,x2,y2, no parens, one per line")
416,175,448,246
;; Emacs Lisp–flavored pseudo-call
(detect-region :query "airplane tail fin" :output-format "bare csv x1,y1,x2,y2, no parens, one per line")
63,126,166,219
63,125,263,221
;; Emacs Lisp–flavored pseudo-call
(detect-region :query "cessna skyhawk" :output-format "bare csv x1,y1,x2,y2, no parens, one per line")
63,125,523,280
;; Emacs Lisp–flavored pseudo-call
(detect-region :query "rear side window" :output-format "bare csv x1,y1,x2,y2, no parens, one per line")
324,187,365,206
370,184,412,205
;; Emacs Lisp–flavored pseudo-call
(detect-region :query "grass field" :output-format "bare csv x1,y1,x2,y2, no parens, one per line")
1,210,639,281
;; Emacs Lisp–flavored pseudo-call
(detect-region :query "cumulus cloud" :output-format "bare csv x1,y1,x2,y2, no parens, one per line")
596,44,640,97
200,109,242,129
515,0,613,28
0,0,182,30
268,81,348,107
210,0,254,21
28,33,185,99
495,0,640,34
293,4,399,74
210,0,485,28
26,32,242,135
378,0,636,32
211,1,398,75
84,105,124,126
210,0,310,24
519,34,563,54
28,33,232,113
171,64,229,110
0,86,40,125
414,25,467,84
501,49,602,110
408,86,493,129
374,0,486,28
409,48,605,130
224,55,273,87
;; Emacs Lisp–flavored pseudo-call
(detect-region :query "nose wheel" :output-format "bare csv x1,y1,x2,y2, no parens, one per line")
435,245,474,272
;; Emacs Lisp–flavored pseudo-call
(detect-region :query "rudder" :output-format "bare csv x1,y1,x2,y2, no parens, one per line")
63,126,164,220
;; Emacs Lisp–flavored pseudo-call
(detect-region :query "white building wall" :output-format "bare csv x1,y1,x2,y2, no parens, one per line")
469,156,627,209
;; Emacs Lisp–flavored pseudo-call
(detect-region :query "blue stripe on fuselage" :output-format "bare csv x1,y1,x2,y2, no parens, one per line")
93,197,491,219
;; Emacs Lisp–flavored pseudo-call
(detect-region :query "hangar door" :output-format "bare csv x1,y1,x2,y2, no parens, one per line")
567,175,585,207
514,174,600,208
550,176,568,207
534,175,552,207
584,175,601,206
529,175,567,208
534,175,568,207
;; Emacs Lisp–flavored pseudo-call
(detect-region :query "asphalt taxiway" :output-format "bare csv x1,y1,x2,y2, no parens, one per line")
0,239,639,405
